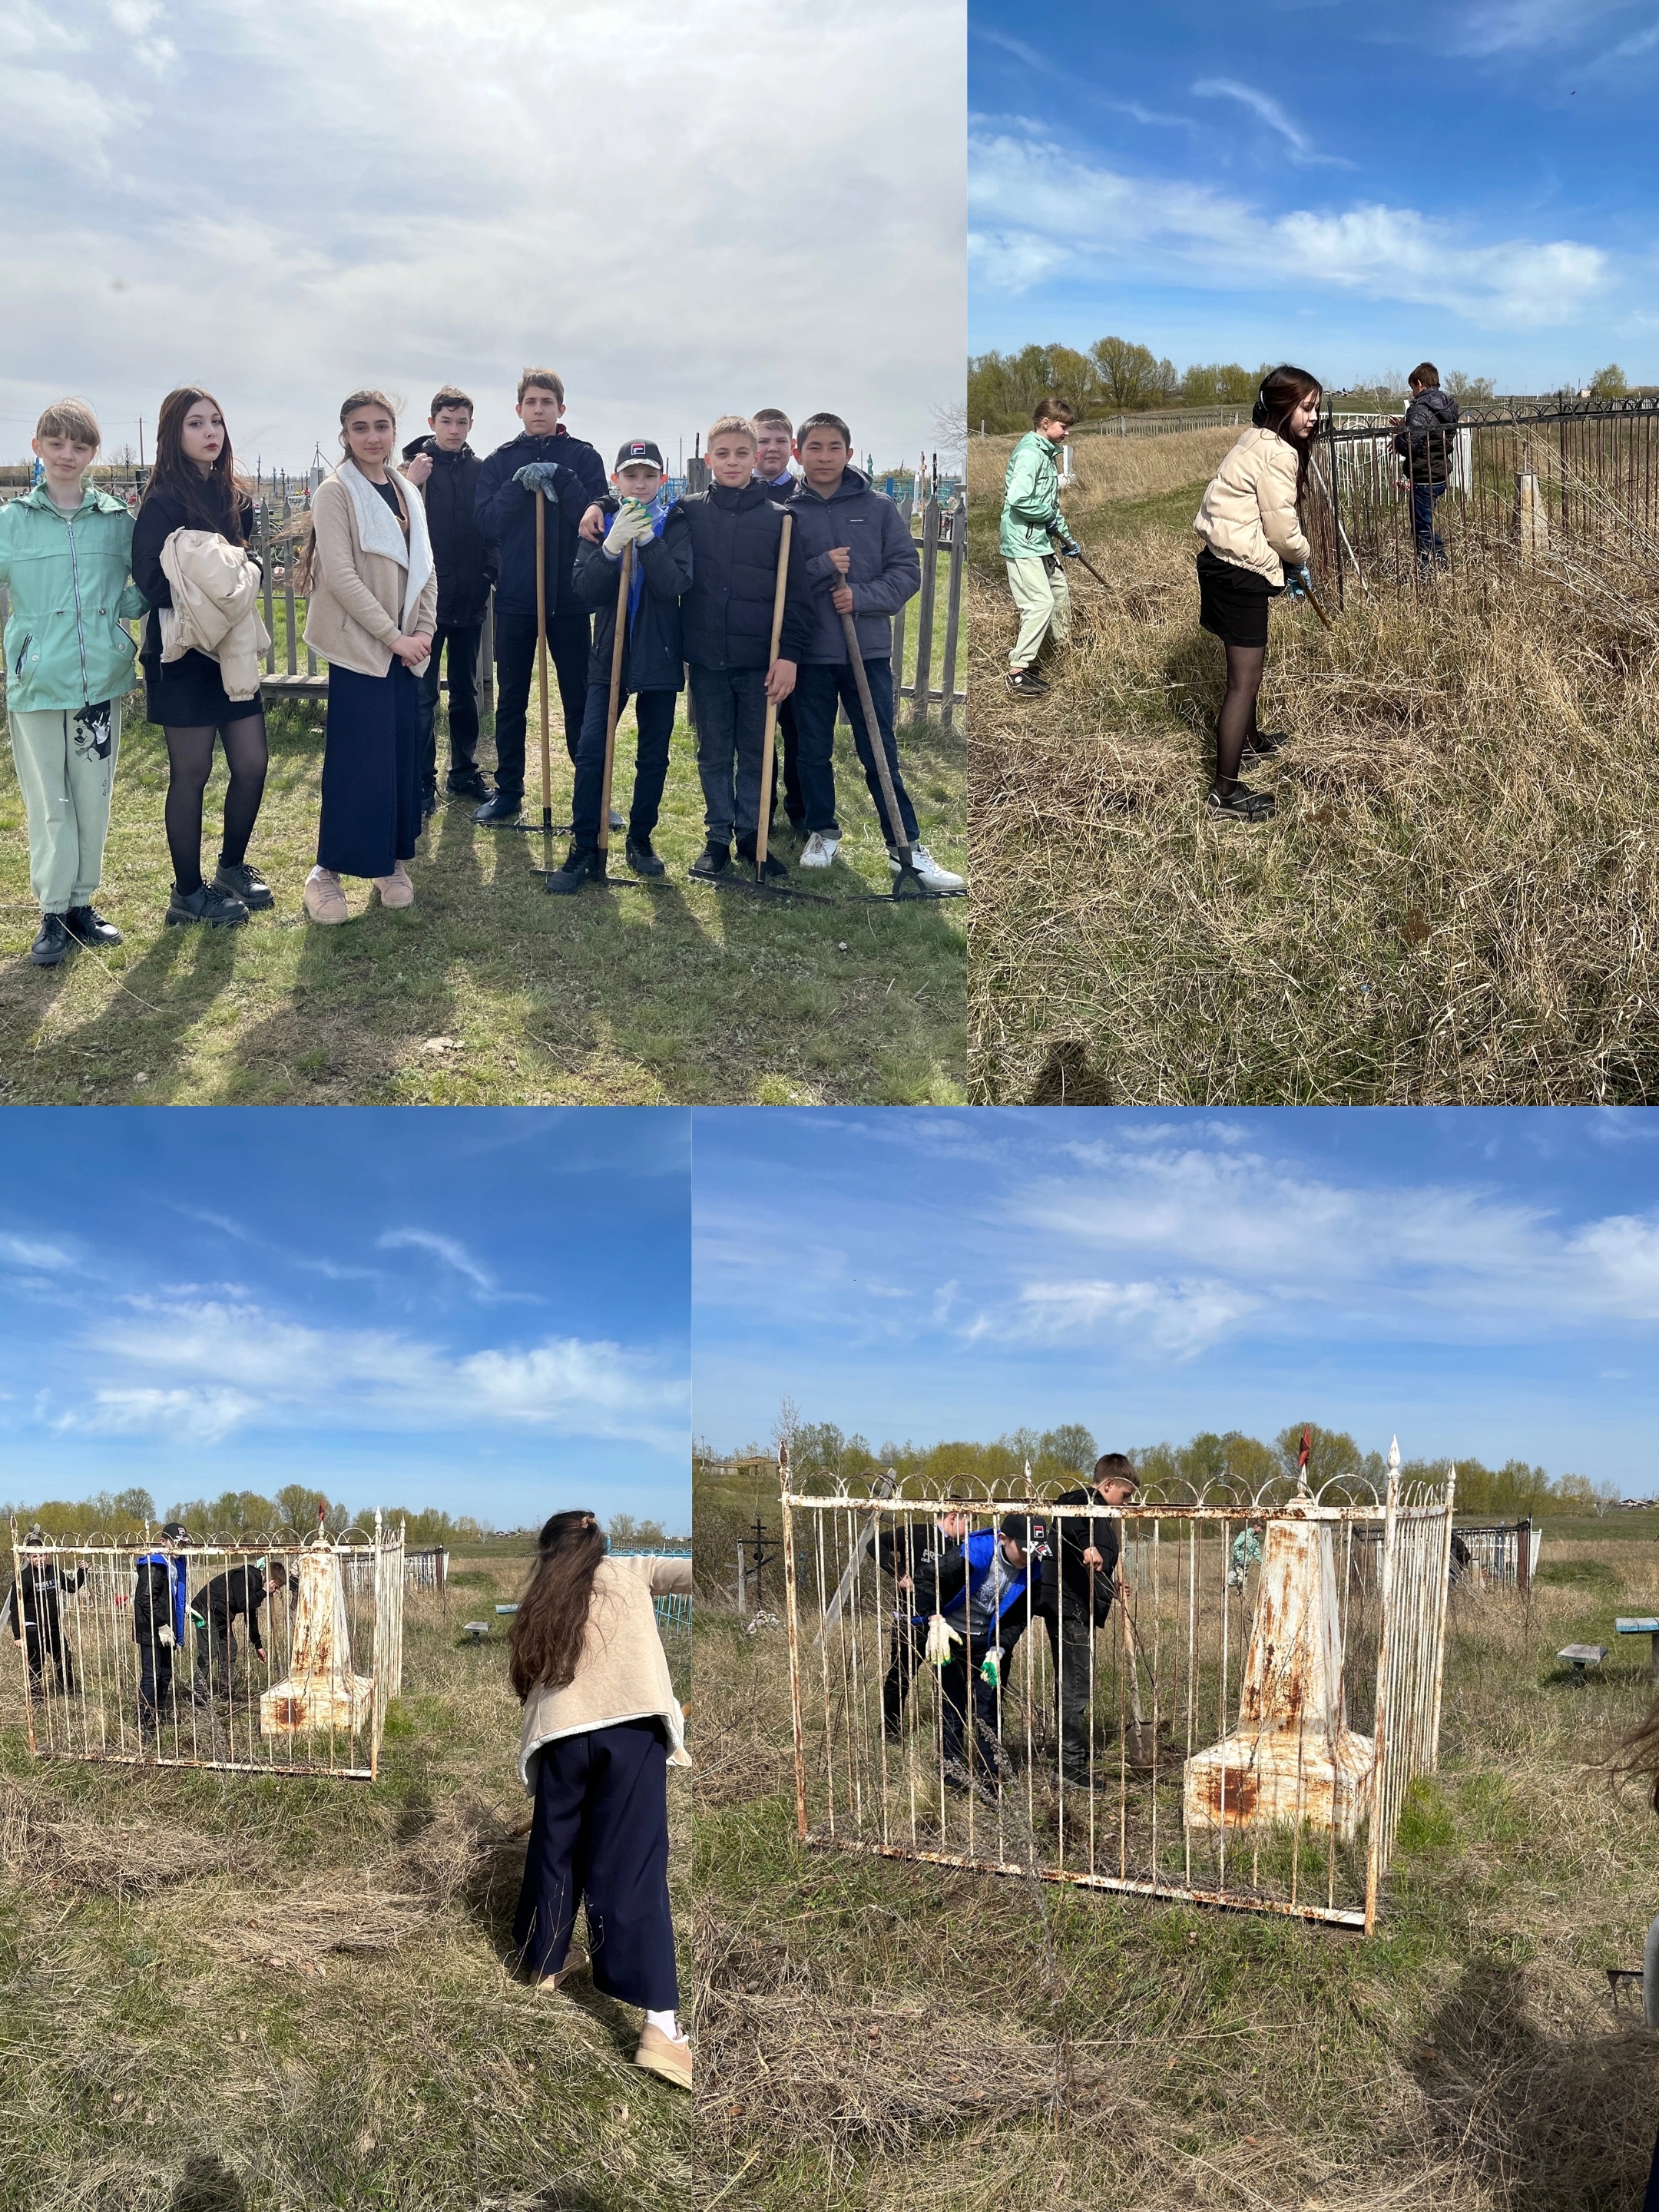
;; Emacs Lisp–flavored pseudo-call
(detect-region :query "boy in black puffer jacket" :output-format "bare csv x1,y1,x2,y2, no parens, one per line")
403,386,489,807
1392,363,1460,572
546,440,694,893
677,415,813,879
472,368,608,824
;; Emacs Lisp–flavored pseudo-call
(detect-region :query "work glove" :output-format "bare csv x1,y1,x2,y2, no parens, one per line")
1285,564,1312,600
924,1614,959,1667
1057,538,1082,559
603,505,654,558
157,1626,175,1648
979,1647,1003,1690
513,462,563,496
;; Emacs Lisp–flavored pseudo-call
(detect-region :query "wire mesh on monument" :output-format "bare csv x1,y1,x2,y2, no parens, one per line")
5,1510,406,1782
780,1445,1454,1932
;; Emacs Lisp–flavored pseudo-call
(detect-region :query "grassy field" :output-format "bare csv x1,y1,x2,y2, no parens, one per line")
0,1552,692,2212
966,427,1659,1104
0,686,965,1108
697,1535,1659,2211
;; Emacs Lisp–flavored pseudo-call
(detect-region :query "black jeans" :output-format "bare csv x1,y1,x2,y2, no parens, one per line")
688,665,768,846
1035,1604,1100,1775
1411,481,1449,568
937,1623,1005,1780
882,1614,926,1736
767,697,803,827
492,606,591,800
193,1608,240,1700
416,623,483,791
22,1626,75,1698
791,657,919,845
137,1637,175,1728
570,684,676,851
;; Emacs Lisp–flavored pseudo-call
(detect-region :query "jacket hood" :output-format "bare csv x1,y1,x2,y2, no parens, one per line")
402,434,476,462
796,465,872,505
22,482,129,518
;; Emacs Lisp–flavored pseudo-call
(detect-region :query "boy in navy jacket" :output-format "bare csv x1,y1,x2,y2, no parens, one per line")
471,368,608,824
545,440,694,893
786,414,962,890
402,385,489,806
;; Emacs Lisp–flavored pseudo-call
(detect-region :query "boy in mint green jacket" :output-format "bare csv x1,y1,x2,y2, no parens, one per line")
0,399,147,965
1000,396,1081,700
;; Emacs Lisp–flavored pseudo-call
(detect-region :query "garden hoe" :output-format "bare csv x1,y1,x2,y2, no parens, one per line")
1049,528,1114,594
587,540,656,893
836,594,964,902
520,485,572,867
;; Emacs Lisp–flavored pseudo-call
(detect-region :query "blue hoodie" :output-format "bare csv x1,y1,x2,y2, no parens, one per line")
939,1528,1039,1630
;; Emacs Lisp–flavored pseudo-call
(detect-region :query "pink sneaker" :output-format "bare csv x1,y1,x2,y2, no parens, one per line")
373,863,414,909
303,867,349,925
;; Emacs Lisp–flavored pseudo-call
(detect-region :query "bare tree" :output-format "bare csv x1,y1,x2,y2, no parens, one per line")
929,399,967,469
770,1394,803,1465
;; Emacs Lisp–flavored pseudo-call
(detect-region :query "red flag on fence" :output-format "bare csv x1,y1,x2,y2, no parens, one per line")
1297,1426,1311,1475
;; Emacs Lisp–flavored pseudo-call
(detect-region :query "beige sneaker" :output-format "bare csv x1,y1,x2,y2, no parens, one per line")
303,867,349,924
634,2022,691,2091
373,863,414,909
532,1942,589,1993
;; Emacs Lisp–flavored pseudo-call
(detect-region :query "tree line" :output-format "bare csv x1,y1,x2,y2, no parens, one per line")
1,1488,684,1549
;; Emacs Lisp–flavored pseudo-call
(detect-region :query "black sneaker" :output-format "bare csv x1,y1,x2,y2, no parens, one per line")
609,805,626,833
65,904,122,947
1206,781,1276,821
625,836,665,878
472,791,522,826
446,771,489,801
30,913,72,966
544,843,604,896
214,861,273,911
1244,728,1292,758
167,881,250,926
1005,667,1049,699
689,839,730,879
422,788,439,820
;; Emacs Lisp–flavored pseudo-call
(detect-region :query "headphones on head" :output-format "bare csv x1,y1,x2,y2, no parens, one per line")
1251,378,1271,429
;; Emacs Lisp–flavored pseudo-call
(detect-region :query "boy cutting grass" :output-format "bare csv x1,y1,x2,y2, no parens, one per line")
1001,395,1081,701
0,399,146,967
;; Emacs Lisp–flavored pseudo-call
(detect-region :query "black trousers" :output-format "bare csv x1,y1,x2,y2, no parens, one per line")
492,606,591,799
1034,1604,1101,1775
767,697,803,828
512,1719,678,2009
194,1608,240,1700
688,665,768,846
571,684,675,852
882,1614,926,1736
937,1624,1005,1778
22,1624,75,1697
416,623,484,790
137,1637,175,1727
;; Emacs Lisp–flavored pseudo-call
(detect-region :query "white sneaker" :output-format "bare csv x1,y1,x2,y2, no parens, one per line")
800,832,839,869
889,843,964,891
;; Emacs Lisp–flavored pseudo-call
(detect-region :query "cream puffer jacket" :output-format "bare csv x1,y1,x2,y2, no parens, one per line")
158,529,272,702
518,1554,691,1786
1193,428,1311,584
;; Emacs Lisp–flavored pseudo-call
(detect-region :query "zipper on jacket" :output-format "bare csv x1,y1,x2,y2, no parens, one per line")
59,507,91,706
12,634,30,678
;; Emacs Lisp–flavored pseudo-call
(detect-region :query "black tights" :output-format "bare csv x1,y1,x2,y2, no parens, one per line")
164,714,268,894
1214,643,1266,792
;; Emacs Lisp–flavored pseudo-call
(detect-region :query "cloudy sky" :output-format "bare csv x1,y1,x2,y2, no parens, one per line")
694,1107,1659,1486
0,1108,690,1527
969,0,1659,390
1,0,964,472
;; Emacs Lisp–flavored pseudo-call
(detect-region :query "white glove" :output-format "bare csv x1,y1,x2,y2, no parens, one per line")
924,1614,959,1666
602,512,634,558
157,1626,175,1648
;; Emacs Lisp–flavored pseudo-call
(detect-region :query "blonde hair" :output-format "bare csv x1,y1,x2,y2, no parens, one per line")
518,367,565,405
752,407,792,433
35,398,101,449
707,414,757,448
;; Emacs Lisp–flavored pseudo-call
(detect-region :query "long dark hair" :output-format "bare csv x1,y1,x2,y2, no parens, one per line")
139,386,249,541
508,1510,608,1700
1252,363,1323,502
1613,1697,1659,1811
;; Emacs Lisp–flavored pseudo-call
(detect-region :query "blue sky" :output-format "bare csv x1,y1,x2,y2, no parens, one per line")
0,1108,690,1528
0,0,962,471
693,1108,1659,1489
969,0,1659,391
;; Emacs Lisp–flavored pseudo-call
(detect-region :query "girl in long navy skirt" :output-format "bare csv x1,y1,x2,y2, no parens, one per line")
297,389,437,923
509,1509,692,2091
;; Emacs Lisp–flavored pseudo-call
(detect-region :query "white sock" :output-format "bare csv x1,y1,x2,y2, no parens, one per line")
644,2007,686,2042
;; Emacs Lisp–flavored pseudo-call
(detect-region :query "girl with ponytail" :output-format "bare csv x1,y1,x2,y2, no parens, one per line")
1191,363,1323,821
508,1509,694,2091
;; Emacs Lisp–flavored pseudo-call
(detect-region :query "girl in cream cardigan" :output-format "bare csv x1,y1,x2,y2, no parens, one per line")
1192,363,1323,822
299,390,436,922
509,1510,693,2091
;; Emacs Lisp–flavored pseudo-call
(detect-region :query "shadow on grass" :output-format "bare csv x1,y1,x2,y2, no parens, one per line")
168,2152,247,2212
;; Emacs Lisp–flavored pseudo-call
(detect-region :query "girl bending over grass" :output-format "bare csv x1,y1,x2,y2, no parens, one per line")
1193,364,1322,822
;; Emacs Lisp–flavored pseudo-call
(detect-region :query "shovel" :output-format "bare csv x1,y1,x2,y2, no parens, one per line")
518,487,574,861
594,540,632,879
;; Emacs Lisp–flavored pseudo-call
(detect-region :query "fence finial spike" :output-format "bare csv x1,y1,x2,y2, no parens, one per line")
1388,1435,1401,1475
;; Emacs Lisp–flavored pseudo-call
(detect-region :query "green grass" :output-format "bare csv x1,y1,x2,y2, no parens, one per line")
0,688,965,1105
0,1556,691,2211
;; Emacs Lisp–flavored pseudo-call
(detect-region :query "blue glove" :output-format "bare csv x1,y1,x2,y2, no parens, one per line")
1057,538,1081,559
1285,563,1312,600
513,462,563,495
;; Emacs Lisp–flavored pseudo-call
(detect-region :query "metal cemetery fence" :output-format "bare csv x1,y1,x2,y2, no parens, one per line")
1306,396,1659,605
6,1517,406,1781
781,1461,1455,1932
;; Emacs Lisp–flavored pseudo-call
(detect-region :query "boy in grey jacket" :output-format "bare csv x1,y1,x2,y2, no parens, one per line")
786,414,962,889
1392,363,1460,571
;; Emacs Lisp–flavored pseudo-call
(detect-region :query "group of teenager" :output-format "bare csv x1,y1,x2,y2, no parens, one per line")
0,373,961,967
998,360,1463,822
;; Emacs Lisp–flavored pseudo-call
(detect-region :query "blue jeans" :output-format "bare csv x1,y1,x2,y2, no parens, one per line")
792,657,919,846
570,684,676,851
1412,482,1449,568
688,665,767,847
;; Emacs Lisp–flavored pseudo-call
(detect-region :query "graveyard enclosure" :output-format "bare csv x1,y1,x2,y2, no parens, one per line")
780,1462,1456,1931
6,1520,406,1781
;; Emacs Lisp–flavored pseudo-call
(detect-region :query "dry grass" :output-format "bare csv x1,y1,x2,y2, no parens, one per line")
694,1545,1659,2210
965,434,1659,1104
0,1558,691,2212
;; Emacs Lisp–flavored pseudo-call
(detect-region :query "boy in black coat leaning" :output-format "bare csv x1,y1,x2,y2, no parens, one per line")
677,415,813,880
1392,363,1460,572
786,414,963,890
403,385,490,807
190,1555,289,1701
546,439,694,893
5,1528,85,1699
1035,1452,1137,1785
472,368,608,826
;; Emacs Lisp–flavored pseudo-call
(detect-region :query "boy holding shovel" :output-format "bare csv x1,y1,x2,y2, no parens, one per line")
545,440,693,892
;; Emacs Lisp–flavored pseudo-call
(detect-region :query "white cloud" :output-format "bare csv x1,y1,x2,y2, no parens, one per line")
378,1228,494,1292
968,127,1608,326
977,1276,1263,1357
1190,78,1353,167
0,1232,75,1271
1451,0,1632,54
67,1386,260,1445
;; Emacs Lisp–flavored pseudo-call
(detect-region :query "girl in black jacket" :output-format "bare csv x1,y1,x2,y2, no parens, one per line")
131,388,272,926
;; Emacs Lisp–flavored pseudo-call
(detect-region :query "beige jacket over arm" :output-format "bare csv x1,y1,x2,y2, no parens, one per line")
1193,427,1311,585
518,1554,691,1789
301,469,438,679
158,529,272,700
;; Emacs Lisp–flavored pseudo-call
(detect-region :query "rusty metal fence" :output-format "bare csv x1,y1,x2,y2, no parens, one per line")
5,1515,406,1781
780,1459,1455,1932
1307,397,1659,608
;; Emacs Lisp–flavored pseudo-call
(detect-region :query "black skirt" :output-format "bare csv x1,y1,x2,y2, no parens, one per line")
143,647,263,728
1197,545,1283,650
